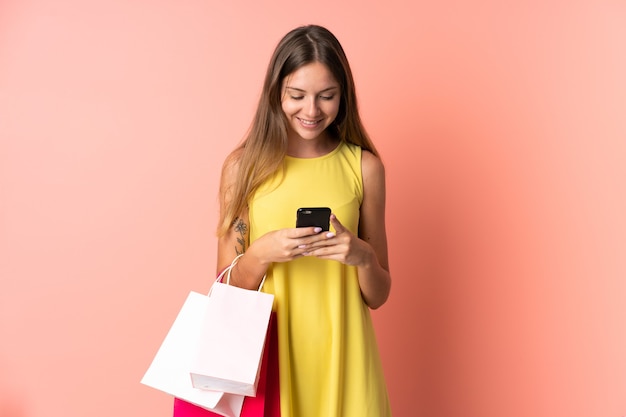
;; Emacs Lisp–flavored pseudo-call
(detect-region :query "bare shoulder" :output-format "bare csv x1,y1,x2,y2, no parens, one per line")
361,149,386,186
359,149,389,268
221,148,244,181
219,148,245,196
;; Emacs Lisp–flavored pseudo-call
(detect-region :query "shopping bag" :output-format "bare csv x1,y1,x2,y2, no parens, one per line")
190,262,274,397
141,291,245,417
173,312,281,417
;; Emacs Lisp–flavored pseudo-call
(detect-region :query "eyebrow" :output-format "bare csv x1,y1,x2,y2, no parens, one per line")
285,86,339,93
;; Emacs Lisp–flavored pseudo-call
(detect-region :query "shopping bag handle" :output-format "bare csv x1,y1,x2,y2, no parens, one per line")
214,254,267,292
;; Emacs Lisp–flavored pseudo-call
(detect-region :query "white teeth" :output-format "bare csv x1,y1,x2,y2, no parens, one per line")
299,118,318,126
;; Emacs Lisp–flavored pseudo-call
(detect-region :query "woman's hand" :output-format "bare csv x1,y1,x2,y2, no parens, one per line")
223,225,328,290
246,226,329,266
302,213,390,309
301,214,376,268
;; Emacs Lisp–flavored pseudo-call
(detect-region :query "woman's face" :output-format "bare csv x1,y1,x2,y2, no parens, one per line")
281,61,341,142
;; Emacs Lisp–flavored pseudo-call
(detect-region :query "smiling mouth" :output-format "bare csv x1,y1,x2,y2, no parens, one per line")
297,117,321,126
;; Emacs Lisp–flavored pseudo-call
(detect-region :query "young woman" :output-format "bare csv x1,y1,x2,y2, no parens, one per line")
180,24,392,417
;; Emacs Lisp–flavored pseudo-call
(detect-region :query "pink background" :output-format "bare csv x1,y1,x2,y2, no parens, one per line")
1,1,625,416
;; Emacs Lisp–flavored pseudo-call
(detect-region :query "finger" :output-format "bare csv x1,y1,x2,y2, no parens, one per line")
305,246,343,261
298,232,334,250
330,214,347,233
302,235,333,250
291,226,323,238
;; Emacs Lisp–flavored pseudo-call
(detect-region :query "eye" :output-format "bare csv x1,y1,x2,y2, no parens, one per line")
320,95,335,101
290,95,305,100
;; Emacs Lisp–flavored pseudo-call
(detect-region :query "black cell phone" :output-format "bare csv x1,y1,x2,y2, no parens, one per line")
296,207,331,231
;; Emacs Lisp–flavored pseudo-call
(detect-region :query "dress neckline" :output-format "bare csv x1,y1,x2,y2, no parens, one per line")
285,141,343,161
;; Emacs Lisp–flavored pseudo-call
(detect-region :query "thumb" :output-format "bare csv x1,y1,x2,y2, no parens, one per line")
330,214,347,233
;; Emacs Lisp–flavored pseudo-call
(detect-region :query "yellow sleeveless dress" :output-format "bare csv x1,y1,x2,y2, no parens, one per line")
249,141,392,417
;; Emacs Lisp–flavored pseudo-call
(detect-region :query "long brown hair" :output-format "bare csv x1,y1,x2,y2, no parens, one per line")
218,25,378,236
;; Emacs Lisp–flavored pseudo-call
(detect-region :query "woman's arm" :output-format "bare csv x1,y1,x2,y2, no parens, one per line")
354,150,391,309
217,151,328,289
216,151,268,289
304,150,391,309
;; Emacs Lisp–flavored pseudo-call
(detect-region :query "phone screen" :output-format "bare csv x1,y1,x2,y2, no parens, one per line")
296,207,331,231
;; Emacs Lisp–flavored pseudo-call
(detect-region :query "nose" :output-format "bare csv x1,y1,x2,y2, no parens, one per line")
304,97,321,117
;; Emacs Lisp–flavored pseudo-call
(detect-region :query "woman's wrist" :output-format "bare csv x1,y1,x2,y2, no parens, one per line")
356,241,377,270
233,249,269,289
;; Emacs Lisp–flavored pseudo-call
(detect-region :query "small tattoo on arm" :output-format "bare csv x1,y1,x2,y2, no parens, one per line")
233,217,247,255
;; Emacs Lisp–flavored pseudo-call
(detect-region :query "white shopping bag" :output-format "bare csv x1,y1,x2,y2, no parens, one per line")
141,291,245,417
189,278,275,396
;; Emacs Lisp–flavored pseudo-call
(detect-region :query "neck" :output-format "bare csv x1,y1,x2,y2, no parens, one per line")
286,133,338,158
